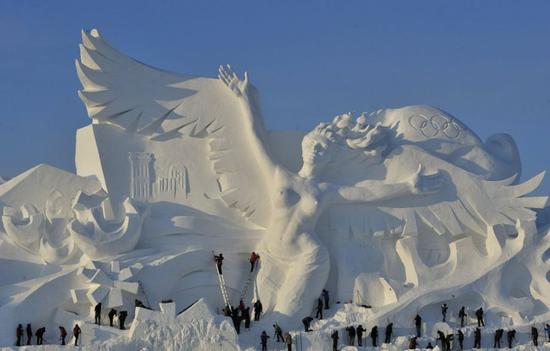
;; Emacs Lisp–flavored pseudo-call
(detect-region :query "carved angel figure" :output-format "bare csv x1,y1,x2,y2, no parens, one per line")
75,29,547,320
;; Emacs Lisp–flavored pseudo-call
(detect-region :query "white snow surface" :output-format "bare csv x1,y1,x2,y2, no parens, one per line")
0,28,549,350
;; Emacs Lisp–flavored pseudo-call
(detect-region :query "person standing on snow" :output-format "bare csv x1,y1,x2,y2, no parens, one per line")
441,303,448,322
322,289,330,309
315,297,324,319
273,323,284,342
25,324,32,345
370,325,378,347
414,314,422,337
384,322,393,344
260,330,269,351
284,332,293,351
475,307,485,327
474,327,481,349
302,316,313,332
457,329,464,350
330,329,339,351
254,300,263,321
356,325,366,346
16,324,23,346
507,329,516,348
73,324,81,346
108,308,117,327
59,326,67,345
458,306,467,327
94,302,102,325
532,326,539,347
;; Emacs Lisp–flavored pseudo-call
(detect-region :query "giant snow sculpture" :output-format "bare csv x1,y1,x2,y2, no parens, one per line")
0,28,548,346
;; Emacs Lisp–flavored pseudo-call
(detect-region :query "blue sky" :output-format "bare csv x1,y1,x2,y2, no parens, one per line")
0,1,549,194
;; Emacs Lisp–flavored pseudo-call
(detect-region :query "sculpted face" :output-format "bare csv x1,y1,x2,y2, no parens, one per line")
300,134,333,176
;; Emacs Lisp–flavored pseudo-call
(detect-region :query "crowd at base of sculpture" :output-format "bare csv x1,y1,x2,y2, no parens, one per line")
0,28,549,350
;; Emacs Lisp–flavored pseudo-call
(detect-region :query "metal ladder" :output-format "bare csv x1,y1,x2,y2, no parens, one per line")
215,262,232,311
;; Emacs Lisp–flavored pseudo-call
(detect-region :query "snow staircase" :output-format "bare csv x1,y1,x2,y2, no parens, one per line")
215,263,232,311
239,270,256,302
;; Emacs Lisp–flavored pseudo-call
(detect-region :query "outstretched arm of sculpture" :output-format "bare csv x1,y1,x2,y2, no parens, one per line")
218,65,276,176
329,164,444,203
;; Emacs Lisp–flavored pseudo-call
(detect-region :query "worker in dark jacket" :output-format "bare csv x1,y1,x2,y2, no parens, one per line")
494,328,503,348
331,330,339,351
108,308,117,327
73,324,81,346
302,316,313,332
458,306,467,327
414,314,422,337
441,303,448,322
35,327,45,345
457,329,464,350
507,329,516,348
243,307,251,329
370,326,378,347
254,300,263,321
315,297,324,319
16,324,23,346
346,325,356,346
26,324,32,345
408,336,417,350
214,253,224,274
437,330,447,351
260,330,269,351
118,310,128,330
356,325,366,346
94,302,102,325
322,289,330,309
475,307,485,327
532,326,539,347
59,326,67,345
474,328,481,349
384,323,393,344
274,323,284,342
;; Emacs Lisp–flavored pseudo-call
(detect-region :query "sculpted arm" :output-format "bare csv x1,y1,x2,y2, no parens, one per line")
218,66,276,175
326,164,444,204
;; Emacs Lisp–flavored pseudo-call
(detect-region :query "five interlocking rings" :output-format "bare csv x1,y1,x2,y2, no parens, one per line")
408,113,462,139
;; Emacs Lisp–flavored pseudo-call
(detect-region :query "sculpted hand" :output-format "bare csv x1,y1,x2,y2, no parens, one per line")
409,164,444,194
218,64,250,98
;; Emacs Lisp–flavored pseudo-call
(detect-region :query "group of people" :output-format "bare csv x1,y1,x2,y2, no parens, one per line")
262,322,293,351
15,323,81,346
223,299,263,334
94,302,129,330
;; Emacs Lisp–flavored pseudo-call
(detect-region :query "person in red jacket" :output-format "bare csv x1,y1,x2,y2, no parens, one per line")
249,252,259,272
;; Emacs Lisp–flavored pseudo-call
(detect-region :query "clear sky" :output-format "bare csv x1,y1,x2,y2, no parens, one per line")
0,1,549,194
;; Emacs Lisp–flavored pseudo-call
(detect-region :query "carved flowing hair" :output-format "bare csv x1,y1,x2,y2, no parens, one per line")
304,112,397,170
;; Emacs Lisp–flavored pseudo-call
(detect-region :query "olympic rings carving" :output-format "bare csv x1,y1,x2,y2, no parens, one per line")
408,113,462,139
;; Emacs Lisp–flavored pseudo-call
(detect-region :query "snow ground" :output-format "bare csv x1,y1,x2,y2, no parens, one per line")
4,301,546,350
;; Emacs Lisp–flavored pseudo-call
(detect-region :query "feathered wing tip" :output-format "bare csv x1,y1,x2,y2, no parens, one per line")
405,172,548,239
